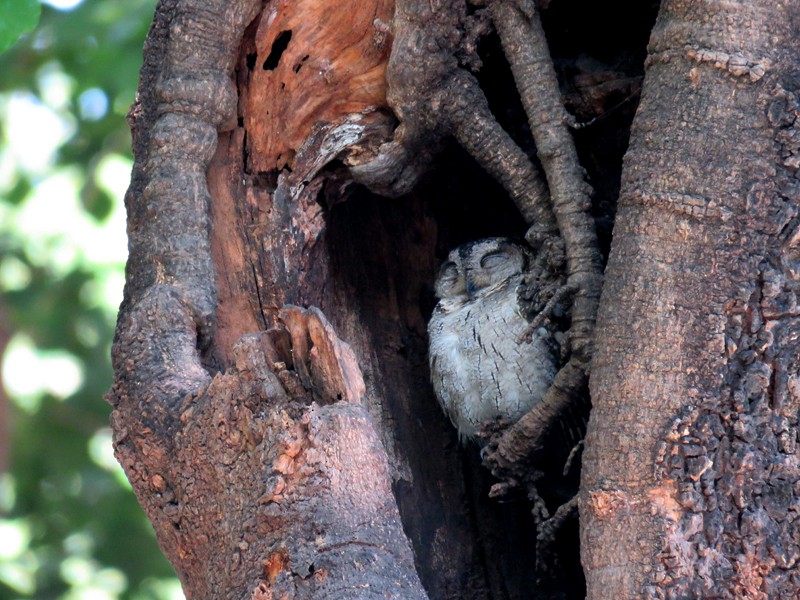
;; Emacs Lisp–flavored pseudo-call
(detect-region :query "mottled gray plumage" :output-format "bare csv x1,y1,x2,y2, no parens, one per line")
428,238,559,442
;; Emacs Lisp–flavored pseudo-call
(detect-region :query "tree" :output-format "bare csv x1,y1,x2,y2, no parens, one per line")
0,2,183,597
109,0,800,598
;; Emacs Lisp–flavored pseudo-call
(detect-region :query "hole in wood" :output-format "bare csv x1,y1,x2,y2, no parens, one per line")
263,30,293,71
293,55,310,74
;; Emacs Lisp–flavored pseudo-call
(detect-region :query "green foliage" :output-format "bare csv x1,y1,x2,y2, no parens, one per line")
0,1,183,599
0,0,40,54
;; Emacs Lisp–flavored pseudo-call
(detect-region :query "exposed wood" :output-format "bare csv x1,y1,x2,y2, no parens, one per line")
111,0,427,597
242,0,394,174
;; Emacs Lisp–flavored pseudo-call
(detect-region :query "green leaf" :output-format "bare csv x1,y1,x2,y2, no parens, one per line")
0,0,41,54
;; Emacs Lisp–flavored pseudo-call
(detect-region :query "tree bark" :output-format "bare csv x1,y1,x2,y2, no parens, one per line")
581,1,800,597
110,0,800,598
111,1,429,597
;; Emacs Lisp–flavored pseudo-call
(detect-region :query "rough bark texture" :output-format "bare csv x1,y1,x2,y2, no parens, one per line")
107,0,705,597
110,1,426,597
581,1,800,598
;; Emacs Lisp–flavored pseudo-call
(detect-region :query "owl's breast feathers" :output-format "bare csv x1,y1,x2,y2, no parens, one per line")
428,274,557,441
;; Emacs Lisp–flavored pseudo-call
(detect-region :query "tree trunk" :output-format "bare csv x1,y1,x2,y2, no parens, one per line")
582,1,800,597
109,0,800,598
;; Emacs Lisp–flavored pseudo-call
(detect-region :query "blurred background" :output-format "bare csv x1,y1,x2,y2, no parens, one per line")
0,1,184,598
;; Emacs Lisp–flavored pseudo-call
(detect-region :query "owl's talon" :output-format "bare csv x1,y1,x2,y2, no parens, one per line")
478,416,509,438
524,224,555,251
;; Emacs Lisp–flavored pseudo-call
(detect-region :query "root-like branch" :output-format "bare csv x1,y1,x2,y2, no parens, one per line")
492,0,603,348
535,495,579,578
442,72,557,243
482,0,603,482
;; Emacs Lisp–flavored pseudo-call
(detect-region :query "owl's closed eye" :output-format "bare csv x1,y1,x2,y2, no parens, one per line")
461,239,530,296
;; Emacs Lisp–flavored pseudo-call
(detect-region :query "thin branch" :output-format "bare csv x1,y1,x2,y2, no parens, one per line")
442,71,558,243
483,0,603,471
491,0,603,360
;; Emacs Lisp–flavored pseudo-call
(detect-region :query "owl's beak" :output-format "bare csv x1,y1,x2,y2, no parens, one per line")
465,281,477,298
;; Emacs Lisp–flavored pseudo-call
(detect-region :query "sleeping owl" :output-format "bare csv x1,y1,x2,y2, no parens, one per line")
428,238,559,442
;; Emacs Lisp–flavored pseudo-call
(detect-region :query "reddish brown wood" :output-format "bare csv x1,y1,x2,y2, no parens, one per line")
242,0,394,173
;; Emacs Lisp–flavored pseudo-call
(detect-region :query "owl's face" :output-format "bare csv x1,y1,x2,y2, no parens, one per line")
434,238,530,301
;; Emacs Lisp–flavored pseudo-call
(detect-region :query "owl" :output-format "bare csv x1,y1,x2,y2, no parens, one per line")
428,238,559,442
